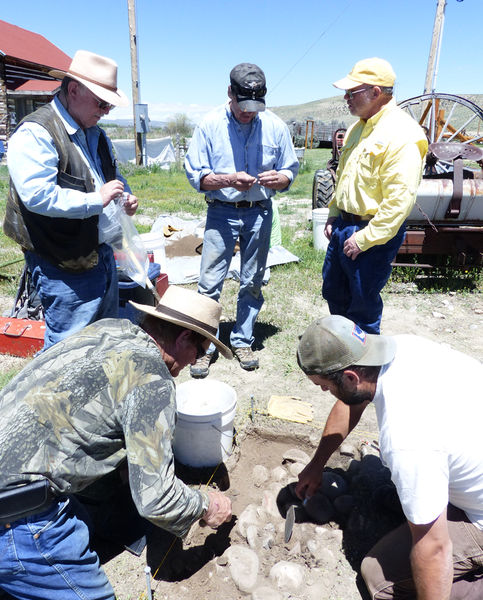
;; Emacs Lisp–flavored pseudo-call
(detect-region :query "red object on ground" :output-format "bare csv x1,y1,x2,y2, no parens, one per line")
0,317,45,357
155,273,169,298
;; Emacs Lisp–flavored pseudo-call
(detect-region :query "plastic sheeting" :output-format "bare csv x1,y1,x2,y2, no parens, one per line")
151,215,299,286
111,137,176,167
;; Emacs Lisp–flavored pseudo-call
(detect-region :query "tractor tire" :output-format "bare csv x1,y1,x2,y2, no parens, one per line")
312,169,335,210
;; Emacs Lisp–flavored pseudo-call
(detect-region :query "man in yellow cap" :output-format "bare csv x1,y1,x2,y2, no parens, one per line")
322,57,428,334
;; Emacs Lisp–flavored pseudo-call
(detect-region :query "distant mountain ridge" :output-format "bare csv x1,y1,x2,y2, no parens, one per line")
101,93,483,130
269,92,483,129
270,95,356,125
101,118,166,128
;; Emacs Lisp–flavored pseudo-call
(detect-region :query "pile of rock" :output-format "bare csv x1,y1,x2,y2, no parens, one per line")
217,442,404,599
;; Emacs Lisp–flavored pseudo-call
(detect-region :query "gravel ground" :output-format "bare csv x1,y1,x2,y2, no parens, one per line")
0,200,481,599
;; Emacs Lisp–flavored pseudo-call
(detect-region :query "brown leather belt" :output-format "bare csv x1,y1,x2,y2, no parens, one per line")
339,210,372,223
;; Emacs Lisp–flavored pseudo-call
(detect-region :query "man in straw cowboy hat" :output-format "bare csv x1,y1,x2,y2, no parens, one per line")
4,50,139,350
0,286,232,599
321,57,428,335
295,315,483,599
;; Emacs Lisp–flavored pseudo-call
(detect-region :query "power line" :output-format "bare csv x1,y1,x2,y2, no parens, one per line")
268,0,355,99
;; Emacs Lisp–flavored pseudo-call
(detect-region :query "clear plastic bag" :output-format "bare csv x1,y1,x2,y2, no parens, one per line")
110,193,149,287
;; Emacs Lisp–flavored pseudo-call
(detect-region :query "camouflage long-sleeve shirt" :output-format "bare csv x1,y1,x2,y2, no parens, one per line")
0,318,209,537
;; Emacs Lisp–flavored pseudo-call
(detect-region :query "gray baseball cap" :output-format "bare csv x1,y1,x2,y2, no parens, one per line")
297,315,396,376
230,63,266,112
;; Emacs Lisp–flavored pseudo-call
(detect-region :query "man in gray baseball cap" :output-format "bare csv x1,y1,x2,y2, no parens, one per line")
185,62,299,376
295,315,483,599
229,63,267,112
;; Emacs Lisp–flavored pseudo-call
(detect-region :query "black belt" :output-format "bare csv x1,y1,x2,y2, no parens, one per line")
0,480,57,526
339,210,372,223
208,199,262,209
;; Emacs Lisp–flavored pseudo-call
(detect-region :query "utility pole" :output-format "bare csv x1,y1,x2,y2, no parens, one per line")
424,0,447,94
127,0,142,165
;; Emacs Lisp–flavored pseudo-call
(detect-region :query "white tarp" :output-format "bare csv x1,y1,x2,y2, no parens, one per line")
150,215,299,285
112,137,176,168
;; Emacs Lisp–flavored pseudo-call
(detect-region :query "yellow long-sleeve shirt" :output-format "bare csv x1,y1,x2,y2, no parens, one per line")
329,99,428,251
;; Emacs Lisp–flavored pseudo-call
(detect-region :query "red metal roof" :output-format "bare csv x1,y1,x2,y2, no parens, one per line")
0,19,71,70
15,79,60,92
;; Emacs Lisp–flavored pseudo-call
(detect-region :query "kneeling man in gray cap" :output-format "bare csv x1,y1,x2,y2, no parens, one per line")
295,315,483,600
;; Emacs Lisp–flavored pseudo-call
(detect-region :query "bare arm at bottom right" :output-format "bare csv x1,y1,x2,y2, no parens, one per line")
409,511,453,600
295,399,369,500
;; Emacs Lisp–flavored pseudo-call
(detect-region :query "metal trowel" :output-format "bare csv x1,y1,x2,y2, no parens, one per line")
284,504,296,543
284,497,309,543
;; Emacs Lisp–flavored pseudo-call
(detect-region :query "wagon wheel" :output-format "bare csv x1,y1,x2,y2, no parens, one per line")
398,93,483,175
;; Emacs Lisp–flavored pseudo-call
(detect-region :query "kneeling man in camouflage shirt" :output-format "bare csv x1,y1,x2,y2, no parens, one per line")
0,285,232,599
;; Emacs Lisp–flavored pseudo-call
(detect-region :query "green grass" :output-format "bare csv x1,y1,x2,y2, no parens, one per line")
119,163,206,217
2,147,481,305
0,368,19,389
119,148,331,217
287,148,330,199
390,260,482,293
0,166,25,289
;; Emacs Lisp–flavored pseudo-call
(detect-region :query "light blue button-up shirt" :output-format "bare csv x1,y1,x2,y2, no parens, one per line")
7,96,129,243
185,104,299,203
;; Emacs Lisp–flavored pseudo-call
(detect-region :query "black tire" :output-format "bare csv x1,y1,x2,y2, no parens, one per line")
312,169,335,209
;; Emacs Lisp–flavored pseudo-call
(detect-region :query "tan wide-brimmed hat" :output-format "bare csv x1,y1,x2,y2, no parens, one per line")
130,286,232,359
49,49,129,107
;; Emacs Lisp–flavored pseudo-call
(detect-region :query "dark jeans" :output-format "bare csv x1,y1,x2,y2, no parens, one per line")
25,243,119,350
361,505,483,599
322,217,405,334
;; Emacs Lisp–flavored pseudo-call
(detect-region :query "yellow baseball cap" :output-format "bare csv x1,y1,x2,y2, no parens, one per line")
333,57,396,90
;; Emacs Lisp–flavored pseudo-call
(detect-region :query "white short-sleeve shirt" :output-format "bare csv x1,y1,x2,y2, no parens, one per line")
373,335,483,528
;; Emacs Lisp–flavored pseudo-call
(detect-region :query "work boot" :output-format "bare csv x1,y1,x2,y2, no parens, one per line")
232,346,259,371
190,352,213,379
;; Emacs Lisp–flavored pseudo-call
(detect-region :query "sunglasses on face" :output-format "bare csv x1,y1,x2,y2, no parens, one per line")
191,332,208,359
232,83,267,100
196,343,207,360
345,86,373,99
92,96,114,111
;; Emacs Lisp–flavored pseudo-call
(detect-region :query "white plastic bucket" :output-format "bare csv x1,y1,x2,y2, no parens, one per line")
173,379,237,467
312,208,330,251
140,232,166,271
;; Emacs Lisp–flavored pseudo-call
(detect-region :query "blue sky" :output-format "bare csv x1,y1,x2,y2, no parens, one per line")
2,0,481,123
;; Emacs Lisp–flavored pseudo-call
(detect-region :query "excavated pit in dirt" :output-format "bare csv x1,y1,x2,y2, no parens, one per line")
87,427,407,600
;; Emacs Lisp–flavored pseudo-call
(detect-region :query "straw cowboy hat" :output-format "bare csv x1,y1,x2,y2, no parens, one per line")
49,49,129,107
130,286,232,359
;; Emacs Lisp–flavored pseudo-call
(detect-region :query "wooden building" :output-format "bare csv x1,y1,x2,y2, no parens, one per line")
0,19,71,148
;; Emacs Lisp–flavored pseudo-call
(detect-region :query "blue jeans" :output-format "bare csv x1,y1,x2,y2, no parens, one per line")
25,244,119,350
322,218,405,334
198,200,272,349
0,498,115,600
